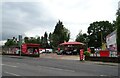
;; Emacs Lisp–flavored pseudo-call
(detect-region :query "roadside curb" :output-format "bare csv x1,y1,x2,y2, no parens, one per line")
85,61,118,66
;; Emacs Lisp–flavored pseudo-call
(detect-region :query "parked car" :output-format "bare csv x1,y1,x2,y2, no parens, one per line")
39,48,53,54
46,49,53,53
39,48,45,54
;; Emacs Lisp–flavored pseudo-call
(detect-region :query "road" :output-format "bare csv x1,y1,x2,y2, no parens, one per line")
2,55,118,77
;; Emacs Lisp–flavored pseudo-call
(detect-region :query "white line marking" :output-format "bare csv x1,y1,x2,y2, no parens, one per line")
4,72,20,76
2,64,17,68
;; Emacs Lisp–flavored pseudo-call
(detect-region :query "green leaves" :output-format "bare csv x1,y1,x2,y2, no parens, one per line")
116,12,120,52
84,51,90,56
24,37,40,44
51,20,70,48
87,21,115,48
5,37,18,47
75,31,88,45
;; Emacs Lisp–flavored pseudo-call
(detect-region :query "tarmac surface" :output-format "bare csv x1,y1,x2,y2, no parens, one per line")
1,52,119,77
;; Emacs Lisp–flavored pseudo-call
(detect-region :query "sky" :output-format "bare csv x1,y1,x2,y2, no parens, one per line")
0,0,120,45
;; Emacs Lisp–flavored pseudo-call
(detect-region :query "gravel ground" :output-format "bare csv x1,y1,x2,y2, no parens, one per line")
40,53,79,60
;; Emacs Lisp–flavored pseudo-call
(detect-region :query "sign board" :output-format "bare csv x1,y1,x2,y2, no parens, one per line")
100,50,109,57
106,30,117,51
22,44,27,54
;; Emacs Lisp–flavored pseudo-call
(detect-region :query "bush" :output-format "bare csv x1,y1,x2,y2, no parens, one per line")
84,51,90,56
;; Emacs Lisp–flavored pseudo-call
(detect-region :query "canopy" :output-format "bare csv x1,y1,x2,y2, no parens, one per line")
59,42,84,46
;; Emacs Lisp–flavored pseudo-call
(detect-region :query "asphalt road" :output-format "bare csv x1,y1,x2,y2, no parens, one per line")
2,55,118,76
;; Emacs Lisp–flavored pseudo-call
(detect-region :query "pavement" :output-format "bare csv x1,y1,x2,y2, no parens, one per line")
40,53,119,66
40,53,79,60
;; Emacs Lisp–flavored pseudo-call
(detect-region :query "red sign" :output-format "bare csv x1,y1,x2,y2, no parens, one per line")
100,50,109,57
22,44,27,54
80,49,84,61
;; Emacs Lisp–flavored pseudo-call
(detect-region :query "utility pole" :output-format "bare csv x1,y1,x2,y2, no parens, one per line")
18,35,22,56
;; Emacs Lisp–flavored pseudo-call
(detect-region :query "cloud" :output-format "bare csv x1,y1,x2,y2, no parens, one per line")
2,2,56,40
39,0,119,39
1,0,119,42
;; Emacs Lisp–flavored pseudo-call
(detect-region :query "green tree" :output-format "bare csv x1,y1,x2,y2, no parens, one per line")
43,32,49,48
51,20,70,48
36,37,40,44
75,31,86,43
26,37,37,44
87,21,115,48
75,30,88,49
62,27,70,42
24,37,29,43
48,32,53,48
40,36,44,48
5,37,18,47
116,9,120,52
24,36,40,44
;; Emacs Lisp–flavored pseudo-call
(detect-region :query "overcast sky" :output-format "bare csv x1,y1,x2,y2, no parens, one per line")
1,0,119,45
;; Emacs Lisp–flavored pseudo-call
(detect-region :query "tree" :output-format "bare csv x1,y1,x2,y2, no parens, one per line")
24,37,29,43
36,37,40,44
62,27,70,42
87,21,116,48
75,30,88,49
116,9,120,53
75,31,85,42
40,36,44,48
48,32,53,48
5,37,18,47
24,36,40,44
51,20,70,48
44,32,48,43
43,32,49,48
48,33,52,43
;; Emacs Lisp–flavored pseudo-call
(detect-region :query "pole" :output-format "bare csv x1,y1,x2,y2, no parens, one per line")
19,35,22,56
20,45,21,56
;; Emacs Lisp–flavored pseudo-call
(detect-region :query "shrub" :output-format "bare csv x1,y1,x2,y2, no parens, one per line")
84,51,90,56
